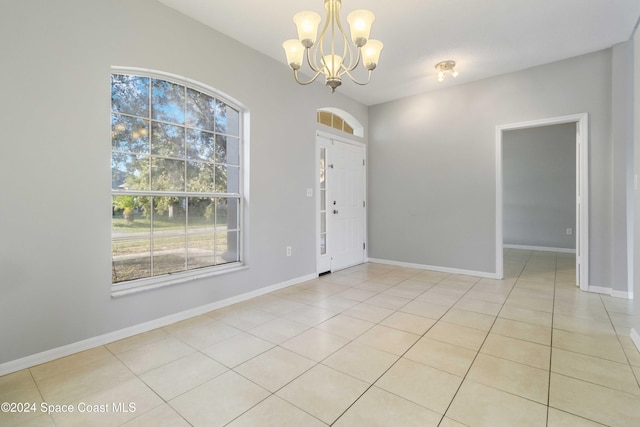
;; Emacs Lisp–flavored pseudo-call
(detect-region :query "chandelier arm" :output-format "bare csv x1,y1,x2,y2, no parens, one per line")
333,6,353,69
340,46,362,74
341,68,372,86
293,69,324,86
305,47,321,73
314,1,332,73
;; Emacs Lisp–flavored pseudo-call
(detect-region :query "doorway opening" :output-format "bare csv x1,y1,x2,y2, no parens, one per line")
495,114,589,290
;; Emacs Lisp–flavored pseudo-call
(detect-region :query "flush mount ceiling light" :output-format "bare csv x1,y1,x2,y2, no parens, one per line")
282,0,383,93
435,60,459,82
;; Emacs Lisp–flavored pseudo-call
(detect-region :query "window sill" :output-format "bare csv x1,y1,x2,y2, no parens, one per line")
111,263,248,298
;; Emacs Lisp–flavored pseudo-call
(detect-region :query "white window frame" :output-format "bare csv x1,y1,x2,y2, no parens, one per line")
110,67,248,297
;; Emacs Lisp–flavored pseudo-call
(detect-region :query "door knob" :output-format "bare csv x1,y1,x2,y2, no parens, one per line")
333,210,339,214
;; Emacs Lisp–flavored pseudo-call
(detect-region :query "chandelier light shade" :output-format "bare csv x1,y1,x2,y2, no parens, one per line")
435,60,459,82
282,0,383,92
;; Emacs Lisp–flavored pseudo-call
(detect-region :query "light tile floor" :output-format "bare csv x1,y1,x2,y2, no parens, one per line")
2,249,640,426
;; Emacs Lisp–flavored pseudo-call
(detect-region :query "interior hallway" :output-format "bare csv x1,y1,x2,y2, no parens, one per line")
1,249,639,426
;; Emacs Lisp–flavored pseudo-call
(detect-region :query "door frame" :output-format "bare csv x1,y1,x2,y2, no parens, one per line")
495,113,589,290
316,130,367,274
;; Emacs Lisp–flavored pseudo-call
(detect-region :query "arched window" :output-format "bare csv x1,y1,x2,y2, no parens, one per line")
110,67,245,294
317,108,364,137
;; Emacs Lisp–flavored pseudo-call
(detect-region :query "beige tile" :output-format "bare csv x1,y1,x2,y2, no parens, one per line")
167,319,242,349
235,346,315,392
322,341,399,383
365,293,411,310
354,324,420,356
248,317,310,344
465,289,510,304
169,371,270,427
139,352,227,400
281,328,348,361
491,317,551,345
454,297,502,316
404,337,477,377
446,379,547,427
550,373,640,426
30,346,115,382
400,300,450,319
440,309,496,332
551,348,640,395
256,297,306,314
1,412,55,427
480,333,550,370
383,281,433,299
50,378,163,427
380,311,436,335
334,287,378,302
162,314,215,334
343,303,395,323
466,353,549,404
315,314,375,340
620,336,640,367
499,305,552,327
277,364,369,425
281,290,328,304
282,306,338,327
438,417,468,427
116,336,195,375
425,321,488,351
122,404,191,427
0,371,47,427
415,290,461,307
36,357,135,404
355,280,396,292
376,358,462,414
217,308,277,330
0,369,40,402
311,296,359,313
106,328,170,355
552,329,628,363
504,293,553,313
201,332,274,368
413,270,450,283
546,408,605,427
553,313,616,336
333,386,441,427
227,395,327,427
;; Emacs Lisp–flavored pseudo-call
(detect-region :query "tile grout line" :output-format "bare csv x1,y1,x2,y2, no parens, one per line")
545,252,559,427
435,249,532,426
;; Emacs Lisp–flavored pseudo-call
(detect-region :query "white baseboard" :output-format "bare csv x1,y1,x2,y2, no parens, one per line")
631,329,640,353
611,289,634,300
0,273,317,377
503,244,576,254
367,258,501,280
585,285,633,300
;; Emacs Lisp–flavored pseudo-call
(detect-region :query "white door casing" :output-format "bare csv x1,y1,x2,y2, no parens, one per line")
495,113,589,290
316,132,366,273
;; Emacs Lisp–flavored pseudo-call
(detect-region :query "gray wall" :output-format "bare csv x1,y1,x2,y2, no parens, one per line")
0,0,367,365
368,49,617,285
502,124,576,250
611,41,635,295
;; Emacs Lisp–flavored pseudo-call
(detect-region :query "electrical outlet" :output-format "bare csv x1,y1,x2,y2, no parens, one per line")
566,228,573,235
286,246,292,256
306,188,313,197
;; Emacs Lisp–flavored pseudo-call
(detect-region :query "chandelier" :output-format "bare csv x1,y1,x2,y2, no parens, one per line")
282,0,383,92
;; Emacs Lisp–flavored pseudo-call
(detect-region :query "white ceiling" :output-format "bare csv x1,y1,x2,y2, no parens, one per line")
158,0,640,106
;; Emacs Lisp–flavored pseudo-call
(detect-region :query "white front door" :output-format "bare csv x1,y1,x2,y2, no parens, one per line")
317,134,366,273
